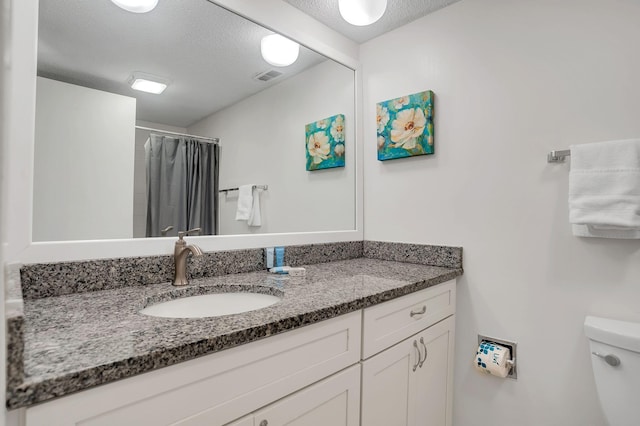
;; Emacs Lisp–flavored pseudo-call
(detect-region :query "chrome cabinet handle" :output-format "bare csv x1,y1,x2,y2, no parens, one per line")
259,420,268,426
413,340,420,372
410,305,427,317
418,337,428,368
592,352,621,367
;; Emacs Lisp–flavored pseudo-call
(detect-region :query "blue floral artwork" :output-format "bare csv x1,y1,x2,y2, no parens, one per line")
305,114,345,171
376,90,434,161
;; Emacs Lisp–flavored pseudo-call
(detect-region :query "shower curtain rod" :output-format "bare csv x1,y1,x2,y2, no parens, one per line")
135,126,220,144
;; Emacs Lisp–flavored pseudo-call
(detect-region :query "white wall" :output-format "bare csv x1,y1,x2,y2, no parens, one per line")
33,77,136,241
1,0,9,423
132,120,188,238
189,60,355,235
361,0,640,425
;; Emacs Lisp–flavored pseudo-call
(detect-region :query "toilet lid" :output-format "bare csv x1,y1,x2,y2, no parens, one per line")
584,316,640,352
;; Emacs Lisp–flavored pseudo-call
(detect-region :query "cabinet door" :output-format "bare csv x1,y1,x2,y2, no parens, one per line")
361,334,421,426
253,365,360,426
361,315,455,426
413,316,455,426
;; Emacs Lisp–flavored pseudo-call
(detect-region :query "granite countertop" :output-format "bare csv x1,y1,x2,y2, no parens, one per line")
8,257,462,409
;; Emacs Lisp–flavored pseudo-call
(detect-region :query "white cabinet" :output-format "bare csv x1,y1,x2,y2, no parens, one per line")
361,331,419,425
361,281,456,426
413,317,455,426
254,365,360,426
361,317,455,426
229,365,360,426
23,280,456,426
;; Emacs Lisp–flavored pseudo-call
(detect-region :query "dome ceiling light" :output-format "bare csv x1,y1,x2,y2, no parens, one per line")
338,0,387,26
110,0,159,13
260,34,300,67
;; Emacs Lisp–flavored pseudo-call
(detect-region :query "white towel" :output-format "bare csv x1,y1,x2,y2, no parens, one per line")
569,139,640,238
235,184,254,221
235,184,262,227
248,187,261,227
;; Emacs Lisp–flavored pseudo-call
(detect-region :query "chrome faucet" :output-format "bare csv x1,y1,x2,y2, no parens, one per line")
173,228,204,286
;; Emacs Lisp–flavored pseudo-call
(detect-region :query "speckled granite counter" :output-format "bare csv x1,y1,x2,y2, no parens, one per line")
7,248,462,409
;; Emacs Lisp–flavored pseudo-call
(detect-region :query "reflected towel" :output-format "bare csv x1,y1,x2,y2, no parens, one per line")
235,184,254,221
248,187,261,227
569,139,640,238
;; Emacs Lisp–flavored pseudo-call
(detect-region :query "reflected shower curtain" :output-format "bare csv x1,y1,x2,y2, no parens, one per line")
145,134,219,237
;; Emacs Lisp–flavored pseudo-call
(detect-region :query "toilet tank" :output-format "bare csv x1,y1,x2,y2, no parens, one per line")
584,316,640,426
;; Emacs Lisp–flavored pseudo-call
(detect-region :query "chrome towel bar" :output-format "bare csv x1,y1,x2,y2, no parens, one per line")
547,149,571,163
220,184,268,193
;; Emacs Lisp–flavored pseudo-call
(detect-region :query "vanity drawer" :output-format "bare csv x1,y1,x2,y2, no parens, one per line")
362,279,456,359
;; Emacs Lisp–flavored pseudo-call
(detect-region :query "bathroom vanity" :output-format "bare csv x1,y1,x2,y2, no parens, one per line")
6,248,462,426
5,0,463,423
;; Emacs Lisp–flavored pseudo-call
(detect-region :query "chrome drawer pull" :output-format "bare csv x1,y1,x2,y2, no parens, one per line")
418,337,428,368
592,352,621,367
410,305,427,317
413,340,420,372
259,420,268,426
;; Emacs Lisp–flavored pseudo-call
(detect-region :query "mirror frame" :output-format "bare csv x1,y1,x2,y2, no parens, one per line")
5,0,363,263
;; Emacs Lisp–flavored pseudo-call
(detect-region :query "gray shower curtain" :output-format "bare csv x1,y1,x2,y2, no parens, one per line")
145,134,219,237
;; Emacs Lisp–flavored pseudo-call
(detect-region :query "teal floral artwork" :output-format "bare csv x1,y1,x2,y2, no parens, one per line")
305,114,345,171
376,90,434,161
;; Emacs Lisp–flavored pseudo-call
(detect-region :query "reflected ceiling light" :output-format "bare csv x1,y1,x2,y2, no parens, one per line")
128,73,168,94
260,34,300,67
338,0,387,26
110,0,158,13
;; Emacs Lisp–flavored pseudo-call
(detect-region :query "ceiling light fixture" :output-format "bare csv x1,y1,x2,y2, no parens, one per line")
260,34,300,67
128,73,168,94
338,0,387,26
110,0,158,13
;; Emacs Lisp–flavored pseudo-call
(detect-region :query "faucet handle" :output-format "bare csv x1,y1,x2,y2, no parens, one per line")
177,228,201,241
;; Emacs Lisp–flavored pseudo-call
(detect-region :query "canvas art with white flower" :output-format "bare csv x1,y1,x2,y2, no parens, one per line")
305,114,346,171
377,90,434,161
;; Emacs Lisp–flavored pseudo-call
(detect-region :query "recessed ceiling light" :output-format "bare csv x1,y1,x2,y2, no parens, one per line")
110,0,159,14
128,73,168,94
260,34,300,67
338,0,387,26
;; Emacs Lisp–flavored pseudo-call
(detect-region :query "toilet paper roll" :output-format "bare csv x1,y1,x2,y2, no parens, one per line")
474,341,511,378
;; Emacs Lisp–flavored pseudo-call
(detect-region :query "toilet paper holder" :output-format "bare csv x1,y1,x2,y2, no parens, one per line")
477,334,518,380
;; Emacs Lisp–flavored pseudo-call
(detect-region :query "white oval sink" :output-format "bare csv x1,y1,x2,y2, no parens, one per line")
140,292,281,319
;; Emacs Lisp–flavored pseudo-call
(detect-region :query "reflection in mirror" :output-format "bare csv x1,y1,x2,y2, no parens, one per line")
33,0,355,242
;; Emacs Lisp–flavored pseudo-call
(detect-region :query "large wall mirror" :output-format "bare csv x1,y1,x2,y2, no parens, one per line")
33,0,356,243
5,0,363,263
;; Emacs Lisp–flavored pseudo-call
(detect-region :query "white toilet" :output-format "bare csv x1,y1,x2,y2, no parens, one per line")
584,316,640,426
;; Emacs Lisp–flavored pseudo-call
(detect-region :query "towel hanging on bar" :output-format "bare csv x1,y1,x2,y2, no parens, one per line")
568,139,640,239
220,185,268,193
234,184,262,227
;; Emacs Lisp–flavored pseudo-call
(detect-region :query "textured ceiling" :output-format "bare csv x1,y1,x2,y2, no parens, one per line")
284,0,461,43
37,0,326,127
37,0,460,128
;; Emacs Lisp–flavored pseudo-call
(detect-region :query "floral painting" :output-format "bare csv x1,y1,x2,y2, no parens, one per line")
305,114,346,171
376,90,434,161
